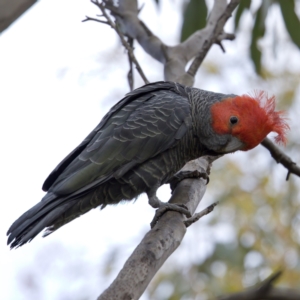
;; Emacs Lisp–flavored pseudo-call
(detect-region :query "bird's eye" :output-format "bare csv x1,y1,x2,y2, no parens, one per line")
230,116,238,125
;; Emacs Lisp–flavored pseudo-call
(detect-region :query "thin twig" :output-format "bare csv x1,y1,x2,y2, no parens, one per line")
261,138,300,180
82,16,108,24
88,0,149,85
127,37,134,91
187,0,240,78
184,202,219,227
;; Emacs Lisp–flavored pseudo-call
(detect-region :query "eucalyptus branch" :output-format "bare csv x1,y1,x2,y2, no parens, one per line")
84,0,149,85
126,37,134,91
184,201,219,227
86,1,300,299
218,271,281,300
261,137,300,180
217,271,300,300
85,0,239,85
82,16,108,24
100,0,240,86
187,0,240,78
98,158,210,300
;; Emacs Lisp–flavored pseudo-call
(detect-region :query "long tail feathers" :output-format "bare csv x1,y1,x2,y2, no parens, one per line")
6,191,104,249
7,194,73,249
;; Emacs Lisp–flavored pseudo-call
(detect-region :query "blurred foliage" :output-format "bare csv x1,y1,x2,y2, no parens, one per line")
277,0,300,48
179,0,300,75
180,0,207,42
249,1,266,74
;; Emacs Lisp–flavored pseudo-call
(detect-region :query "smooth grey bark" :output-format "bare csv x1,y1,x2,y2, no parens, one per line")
116,0,239,86
0,0,37,33
98,158,211,300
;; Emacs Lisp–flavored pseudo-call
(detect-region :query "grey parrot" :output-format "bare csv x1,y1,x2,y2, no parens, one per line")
7,81,288,248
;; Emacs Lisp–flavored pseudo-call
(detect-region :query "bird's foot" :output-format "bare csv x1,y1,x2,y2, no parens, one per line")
168,170,209,192
150,202,191,228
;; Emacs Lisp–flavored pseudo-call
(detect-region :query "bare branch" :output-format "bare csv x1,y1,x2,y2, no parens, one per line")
217,271,300,300
261,138,300,180
126,37,134,91
82,16,108,24
184,201,219,227
187,0,240,78
266,288,300,300
98,158,210,300
215,33,236,52
218,272,282,300
87,0,149,85
107,0,240,86
0,0,37,34
116,0,167,63
86,1,299,299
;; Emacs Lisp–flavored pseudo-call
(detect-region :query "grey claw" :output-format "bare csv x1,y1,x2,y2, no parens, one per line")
150,203,191,228
168,170,209,192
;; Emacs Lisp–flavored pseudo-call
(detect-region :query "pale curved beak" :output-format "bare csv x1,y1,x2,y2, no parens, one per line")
223,136,245,153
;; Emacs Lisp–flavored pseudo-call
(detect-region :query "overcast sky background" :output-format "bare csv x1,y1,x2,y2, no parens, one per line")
1,0,300,299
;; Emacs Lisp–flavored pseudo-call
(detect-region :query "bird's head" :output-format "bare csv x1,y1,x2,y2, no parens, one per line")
210,91,289,152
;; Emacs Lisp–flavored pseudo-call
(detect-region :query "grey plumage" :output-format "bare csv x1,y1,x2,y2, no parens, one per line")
7,81,236,248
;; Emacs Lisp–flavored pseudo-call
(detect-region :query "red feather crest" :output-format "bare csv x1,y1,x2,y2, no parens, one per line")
248,90,289,145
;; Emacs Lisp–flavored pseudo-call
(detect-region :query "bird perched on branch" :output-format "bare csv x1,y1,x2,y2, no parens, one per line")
7,81,288,248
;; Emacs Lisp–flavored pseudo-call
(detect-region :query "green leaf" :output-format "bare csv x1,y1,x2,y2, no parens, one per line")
250,3,267,74
278,0,300,48
180,0,207,42
234,0,251,30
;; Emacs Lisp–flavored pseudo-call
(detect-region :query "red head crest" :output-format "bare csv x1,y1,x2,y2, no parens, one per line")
211,91,289,151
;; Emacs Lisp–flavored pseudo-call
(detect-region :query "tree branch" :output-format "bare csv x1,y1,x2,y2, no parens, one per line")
184,201,219,227
217,271,300,300
116,0,167,64
186,0,240,79
98,158,211,300
126,37,134,91
0,0,37,33
88,1,238,298
88,0,300,299
84,0,149,85
101,0,239,86
261,137,300,180
82,15,108,24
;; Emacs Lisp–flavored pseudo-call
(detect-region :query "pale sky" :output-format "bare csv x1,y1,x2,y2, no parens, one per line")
1,1,299,299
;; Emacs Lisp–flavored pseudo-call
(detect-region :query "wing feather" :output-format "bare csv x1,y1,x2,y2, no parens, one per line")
44,82,191,198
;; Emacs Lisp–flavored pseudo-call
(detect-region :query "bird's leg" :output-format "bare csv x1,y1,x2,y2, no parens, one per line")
168,170,209,193
147,186,192,228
